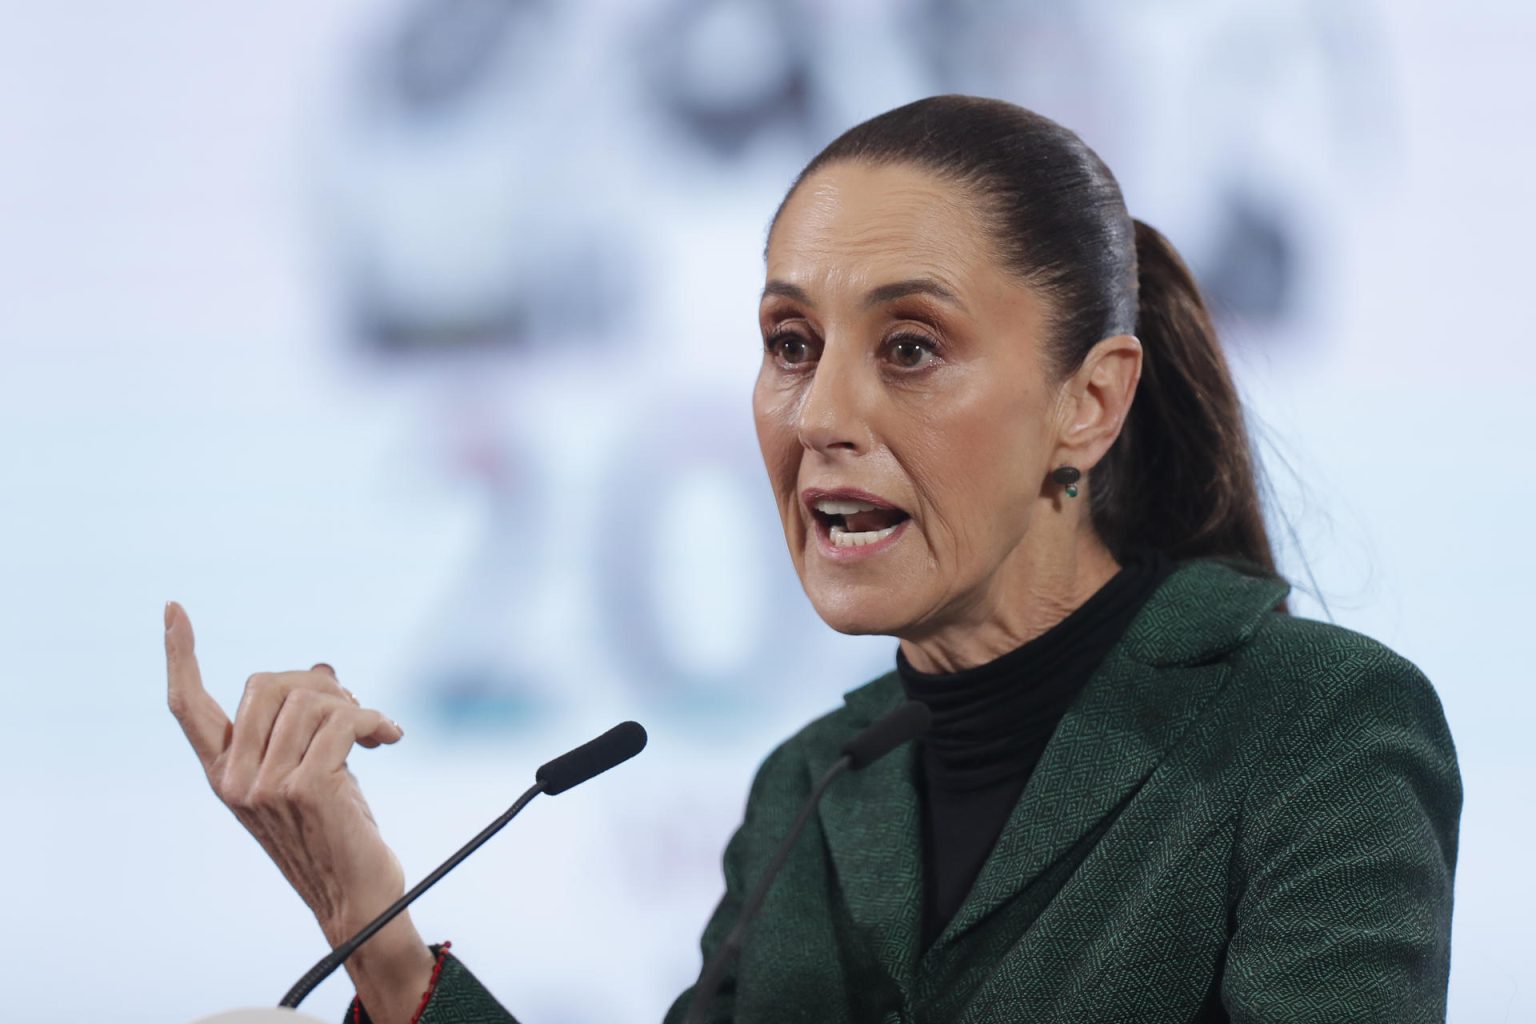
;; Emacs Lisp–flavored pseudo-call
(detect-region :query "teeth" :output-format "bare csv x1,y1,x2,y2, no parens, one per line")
829,523,901,548
814,498,882,515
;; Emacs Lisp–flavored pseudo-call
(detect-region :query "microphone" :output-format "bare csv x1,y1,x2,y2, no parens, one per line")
276,721,648,1010
682,701,931,1024
537,720,647,794
839,699,932,770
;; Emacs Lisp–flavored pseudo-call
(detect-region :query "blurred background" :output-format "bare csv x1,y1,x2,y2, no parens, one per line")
1,0,1531,1020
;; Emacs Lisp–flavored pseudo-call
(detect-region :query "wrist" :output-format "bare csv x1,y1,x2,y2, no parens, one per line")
336,913,437,1024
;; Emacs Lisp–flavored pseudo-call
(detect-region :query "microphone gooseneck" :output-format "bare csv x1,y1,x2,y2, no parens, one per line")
683,701,930,1024
278,721,648,1009
840,698,932,770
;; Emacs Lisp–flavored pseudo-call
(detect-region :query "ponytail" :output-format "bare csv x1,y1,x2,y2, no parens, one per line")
1088,220,1279,583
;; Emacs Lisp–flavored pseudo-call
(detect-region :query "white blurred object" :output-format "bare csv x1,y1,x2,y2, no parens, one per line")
189,1011,327,1024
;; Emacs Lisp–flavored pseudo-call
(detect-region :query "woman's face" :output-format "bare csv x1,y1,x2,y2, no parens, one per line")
755,161,1072,640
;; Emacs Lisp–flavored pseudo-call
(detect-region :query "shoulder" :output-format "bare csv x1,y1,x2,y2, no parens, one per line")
1233,608,1455,750
1216,607,1462,851
1134,557,1459,792
1141,557,1454,744
1140,565,1464,901
1211,618,1461,1013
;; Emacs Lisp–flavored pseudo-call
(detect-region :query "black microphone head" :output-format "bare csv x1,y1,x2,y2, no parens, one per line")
839,700,931,771
535,720,648,795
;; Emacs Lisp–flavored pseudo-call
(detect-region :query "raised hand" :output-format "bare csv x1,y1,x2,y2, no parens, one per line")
164,601,435,1023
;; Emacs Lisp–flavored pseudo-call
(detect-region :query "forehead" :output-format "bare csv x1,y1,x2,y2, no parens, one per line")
766,162,996,294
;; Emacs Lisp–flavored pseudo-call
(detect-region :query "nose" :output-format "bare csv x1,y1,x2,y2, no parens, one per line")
795,342,870,456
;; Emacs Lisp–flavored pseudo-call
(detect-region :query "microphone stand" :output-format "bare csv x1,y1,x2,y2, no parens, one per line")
682,701,930,1024
280,780,546,1007
683,757,849,1024
278,719,648,1009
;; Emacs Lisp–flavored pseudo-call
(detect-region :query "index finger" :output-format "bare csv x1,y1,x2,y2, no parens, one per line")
165,601,232,766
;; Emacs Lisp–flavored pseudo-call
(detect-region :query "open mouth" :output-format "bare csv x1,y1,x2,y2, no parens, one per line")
810,497,912,549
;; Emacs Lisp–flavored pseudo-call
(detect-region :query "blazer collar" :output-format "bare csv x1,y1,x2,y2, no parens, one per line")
807,557,1290,975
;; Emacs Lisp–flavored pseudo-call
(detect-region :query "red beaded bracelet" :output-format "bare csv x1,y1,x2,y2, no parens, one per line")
348,941,453,1024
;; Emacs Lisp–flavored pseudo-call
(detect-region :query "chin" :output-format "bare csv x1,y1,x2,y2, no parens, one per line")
805,582,912,638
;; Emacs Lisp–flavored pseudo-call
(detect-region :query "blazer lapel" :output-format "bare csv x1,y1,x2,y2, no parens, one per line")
806,559,1290,983
810,675,926,986
927,559,1290,954
928,653,1230,954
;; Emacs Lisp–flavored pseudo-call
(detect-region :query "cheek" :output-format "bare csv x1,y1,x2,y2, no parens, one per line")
752,377,801,501
902,381,1047,557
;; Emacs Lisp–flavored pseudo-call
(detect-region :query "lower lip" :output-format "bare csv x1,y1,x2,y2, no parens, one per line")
810,516,911,562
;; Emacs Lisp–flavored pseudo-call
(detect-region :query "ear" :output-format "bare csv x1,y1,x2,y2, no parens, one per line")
1052,333,1142,471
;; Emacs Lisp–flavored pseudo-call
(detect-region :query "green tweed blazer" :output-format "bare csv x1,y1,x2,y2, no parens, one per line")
353,558,1461,1023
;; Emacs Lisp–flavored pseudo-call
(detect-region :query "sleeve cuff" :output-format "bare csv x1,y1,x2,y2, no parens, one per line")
347,941,453,1024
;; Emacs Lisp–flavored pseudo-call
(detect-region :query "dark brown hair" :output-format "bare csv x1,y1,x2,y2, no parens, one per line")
772,94,1282,583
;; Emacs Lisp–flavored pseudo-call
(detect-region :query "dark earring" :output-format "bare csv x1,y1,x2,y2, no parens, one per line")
1051,465,1081,498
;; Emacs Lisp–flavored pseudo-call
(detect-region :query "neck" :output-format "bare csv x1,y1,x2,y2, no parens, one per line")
898,530,1122,675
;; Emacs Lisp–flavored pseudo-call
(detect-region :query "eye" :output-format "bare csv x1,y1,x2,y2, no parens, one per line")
885,333,938,370
766,328,820,368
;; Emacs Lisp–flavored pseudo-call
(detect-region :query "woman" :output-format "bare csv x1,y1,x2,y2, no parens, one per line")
166,96,1461,1023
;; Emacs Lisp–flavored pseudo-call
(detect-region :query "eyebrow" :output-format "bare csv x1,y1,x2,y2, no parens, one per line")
760,277,967,312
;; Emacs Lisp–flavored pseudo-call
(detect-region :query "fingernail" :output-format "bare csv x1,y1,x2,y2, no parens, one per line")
340,686,361,706
313,662,337,678
390,719,405,737
163,601,174,631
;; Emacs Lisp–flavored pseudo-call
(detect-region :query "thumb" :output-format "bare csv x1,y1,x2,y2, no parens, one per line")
165,601,232,766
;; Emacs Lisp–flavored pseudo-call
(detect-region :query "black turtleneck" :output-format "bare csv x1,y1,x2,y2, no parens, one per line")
897,549,1175,949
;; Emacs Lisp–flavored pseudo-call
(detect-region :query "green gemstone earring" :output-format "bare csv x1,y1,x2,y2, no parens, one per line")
1051,465,1081,498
